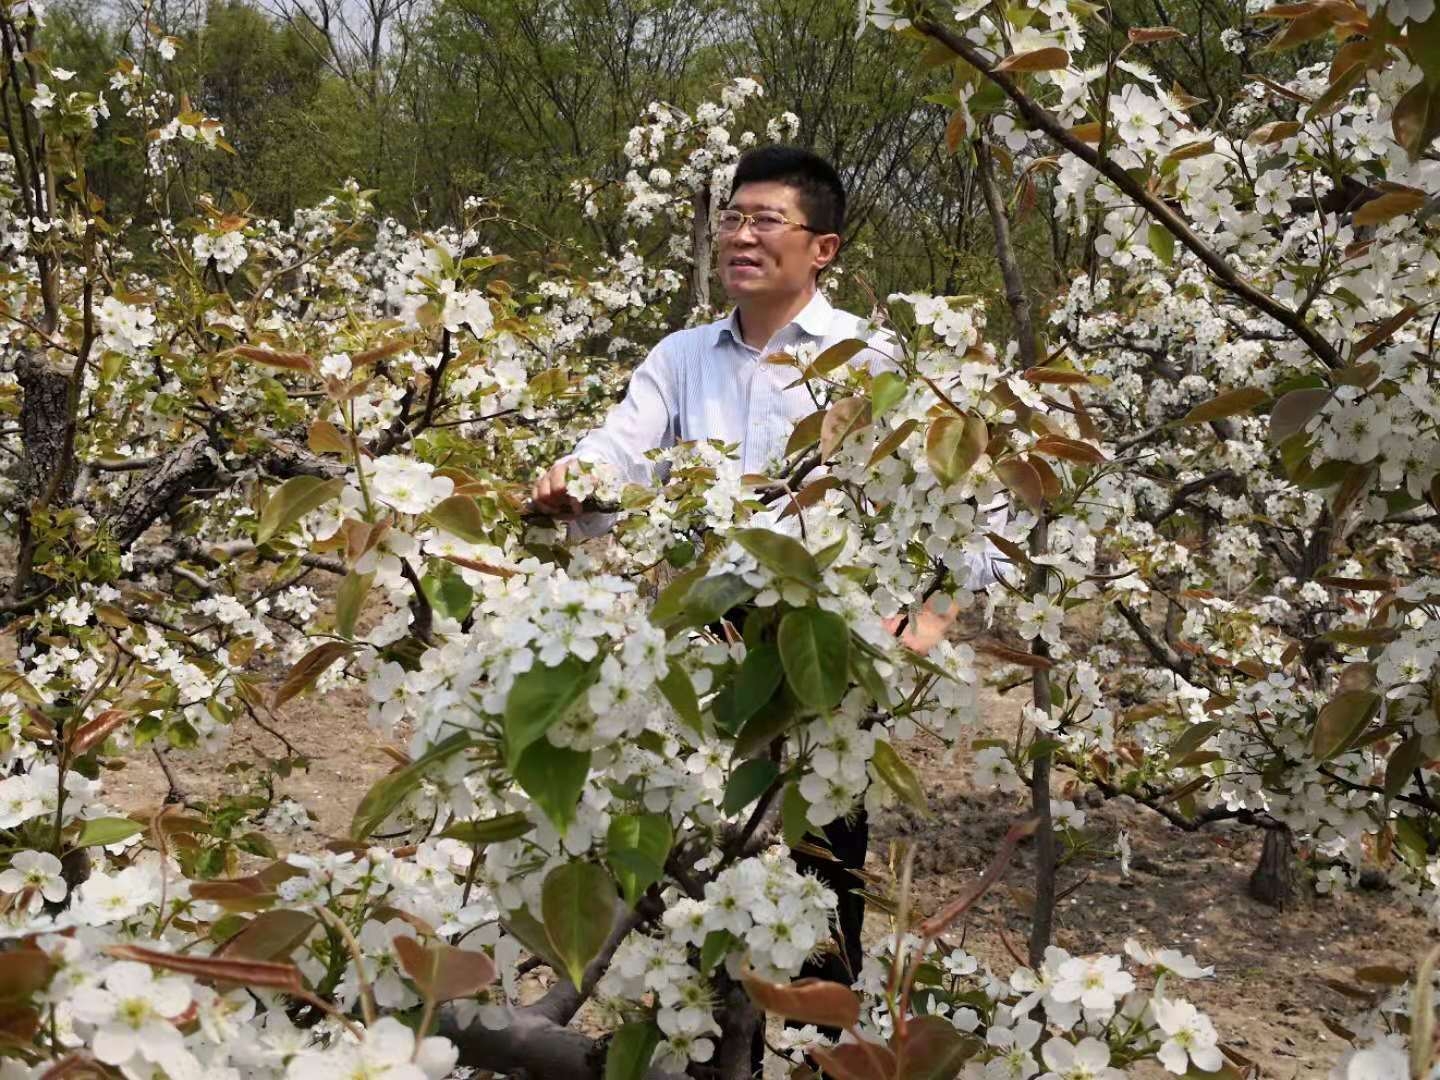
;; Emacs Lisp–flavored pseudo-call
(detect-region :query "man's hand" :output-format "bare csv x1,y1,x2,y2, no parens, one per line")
883,597,961,656
531,458,583,518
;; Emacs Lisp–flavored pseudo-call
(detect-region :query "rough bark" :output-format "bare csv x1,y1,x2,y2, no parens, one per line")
691,184,712,312
1248,825,1298,908
975,140,1038,369
1026,515,1058,967
713,981,761,1080
104,435,225,551
10,352,76,601
15,351,75,503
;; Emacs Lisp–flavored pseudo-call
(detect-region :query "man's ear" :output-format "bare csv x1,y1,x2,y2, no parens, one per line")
812,233,841,273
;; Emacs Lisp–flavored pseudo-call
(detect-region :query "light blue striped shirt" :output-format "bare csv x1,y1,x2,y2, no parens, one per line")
572,291,890,483
569,290,1004,586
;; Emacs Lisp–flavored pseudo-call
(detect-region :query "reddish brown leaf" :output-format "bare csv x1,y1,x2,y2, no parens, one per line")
229,346,313,373
1128,26,1186,42
0,948,53,1001
811,1042,897,1080
994,47,1070,72
104,944,303,992
820,397,872,460
70,709,130,756
1034,435,1106,464
945,109,967,155
218,910,317,962
741,972,862,1030
1353,305,1419,359
273,642,355,708
976,640,1053,668
897,1014,982,1080
352,340,409,368
1268,387,1331,445
918,817,1039,938
994,457,1045,511
1021,366,1091,384
1248,120,1302,144
394,936,497,1002
1353,190,1426,226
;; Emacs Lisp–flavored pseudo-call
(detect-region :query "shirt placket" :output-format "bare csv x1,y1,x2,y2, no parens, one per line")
748,328,801,475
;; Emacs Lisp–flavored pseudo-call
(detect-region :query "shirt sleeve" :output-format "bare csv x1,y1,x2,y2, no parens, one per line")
567,343,679,539
572,343,678,484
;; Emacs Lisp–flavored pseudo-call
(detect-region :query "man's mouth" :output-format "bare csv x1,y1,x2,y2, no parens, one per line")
728,256,763,270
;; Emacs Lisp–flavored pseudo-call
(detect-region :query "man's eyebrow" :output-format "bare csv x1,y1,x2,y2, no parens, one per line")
725,202,789,212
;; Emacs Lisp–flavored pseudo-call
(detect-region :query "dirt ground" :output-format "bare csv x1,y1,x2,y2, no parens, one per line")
107,658,1432,1078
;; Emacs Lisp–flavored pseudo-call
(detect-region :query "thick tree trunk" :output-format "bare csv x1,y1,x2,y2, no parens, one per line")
104,435,224,550
1248,826,1297,908
10,351,76,602
691,185,712,313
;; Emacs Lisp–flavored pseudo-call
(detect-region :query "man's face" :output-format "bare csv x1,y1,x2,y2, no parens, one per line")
717,180,840,303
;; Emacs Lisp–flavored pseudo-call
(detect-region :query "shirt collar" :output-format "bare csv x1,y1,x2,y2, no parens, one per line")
715,290,837,348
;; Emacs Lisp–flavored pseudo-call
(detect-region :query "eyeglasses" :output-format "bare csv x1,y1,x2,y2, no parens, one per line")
714,209,824,236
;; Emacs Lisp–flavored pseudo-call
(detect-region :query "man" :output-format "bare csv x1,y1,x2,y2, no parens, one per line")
531,144,952,1001
531,144,886,517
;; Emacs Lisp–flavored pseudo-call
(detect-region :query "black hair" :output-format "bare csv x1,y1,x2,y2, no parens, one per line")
729,145,846,236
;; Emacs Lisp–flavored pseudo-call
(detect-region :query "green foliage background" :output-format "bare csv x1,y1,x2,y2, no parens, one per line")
47,0,1308,325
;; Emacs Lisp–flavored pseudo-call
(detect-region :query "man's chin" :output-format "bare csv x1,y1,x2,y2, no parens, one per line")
721,276,777,299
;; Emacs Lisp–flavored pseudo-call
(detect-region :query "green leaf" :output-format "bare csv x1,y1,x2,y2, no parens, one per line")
700,929,736,972
1147,221,1175,265
1412,10,1440,88
541,861,617,988
926,414,988,487
351,732,473,840
684,573,758,626
1311,690,1381,761
605,1020,663,1080
335,570,373,639
732,529,821,588
504,656,597,769
1268,387,1331,446
502,904,567,973
871,371,908,417
657,663,702,733
724,759,780,814
427,494,488,542
74,817,143,848
606,814,673,907
732,688,800,760
1385,735,1425,798
650,564,708,628
439,812,534,845
256,476,345,544
1166,720,1221,764
422,569,474,621
733,643,785,730
871,741,930,816
781,783,810,847
778,609,851,711
514,740,591,831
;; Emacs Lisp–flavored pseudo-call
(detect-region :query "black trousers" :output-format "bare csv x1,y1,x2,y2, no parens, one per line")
750,810,869,1071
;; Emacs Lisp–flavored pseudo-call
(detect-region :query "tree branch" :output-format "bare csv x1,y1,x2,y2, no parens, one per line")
911,17,1345,371
1114,599,1193,678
